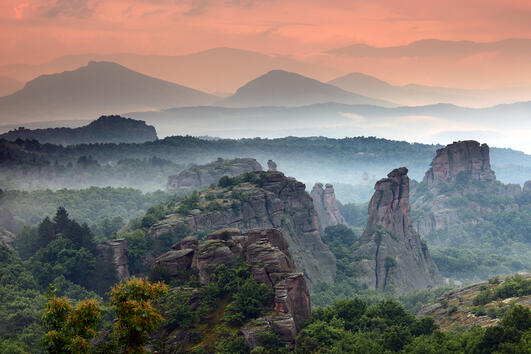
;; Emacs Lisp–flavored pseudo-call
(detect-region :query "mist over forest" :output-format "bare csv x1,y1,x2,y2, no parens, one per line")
2,1,531,351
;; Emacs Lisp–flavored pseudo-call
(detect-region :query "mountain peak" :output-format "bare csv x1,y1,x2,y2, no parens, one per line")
0,62,216,124
220,70,394,107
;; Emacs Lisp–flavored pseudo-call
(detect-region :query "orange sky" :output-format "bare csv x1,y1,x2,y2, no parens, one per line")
3,0,531,87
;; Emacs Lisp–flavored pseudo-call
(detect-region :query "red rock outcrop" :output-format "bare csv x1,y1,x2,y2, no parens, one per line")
353,167,443,295
151,171,336,287
423,140,496,185
310,182,346,230
153,227,312,348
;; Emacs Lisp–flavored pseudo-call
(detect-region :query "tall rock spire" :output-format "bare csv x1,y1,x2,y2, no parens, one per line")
353,167,443,295
310,182,346,230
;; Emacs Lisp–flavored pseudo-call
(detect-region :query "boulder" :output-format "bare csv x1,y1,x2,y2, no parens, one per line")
172,236,198,250
241,315,297,349
197,240,238,284
153,249,194,275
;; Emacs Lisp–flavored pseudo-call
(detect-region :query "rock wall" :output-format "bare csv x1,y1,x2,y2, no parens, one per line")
524,180,531,193
352,167,443,295
423,140,496,185
310,182,346,230
152,171,336,287
153,228,312,347
97,239,130,280
166,158,262,191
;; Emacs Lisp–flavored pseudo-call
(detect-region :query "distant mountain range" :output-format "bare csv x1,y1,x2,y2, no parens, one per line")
0,48,341,93
328,72,531,107
0,76,23,97
127,101,531,156
0,61,217,124
0,115,158,145
328,38,531,58
220,70,394,107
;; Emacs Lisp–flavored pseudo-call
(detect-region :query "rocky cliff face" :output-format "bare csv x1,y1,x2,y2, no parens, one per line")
423,140,496,185
310,182,346,230
97,239,130,280
166,158,262,191
352,167,443,295
412,141,524,240
152,171,336,287
524,180,531,193
154,228,311,347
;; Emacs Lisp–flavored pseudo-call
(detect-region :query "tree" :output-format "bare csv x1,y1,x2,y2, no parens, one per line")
53,207,70,235
37,217,55,250
110,277,168,353
41,294,102,354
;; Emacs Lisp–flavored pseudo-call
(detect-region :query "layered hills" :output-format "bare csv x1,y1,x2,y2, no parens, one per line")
329,72,531,107
0,115,158,145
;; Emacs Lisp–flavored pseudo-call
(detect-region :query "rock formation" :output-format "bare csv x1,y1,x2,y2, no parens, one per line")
412,140,524,241
0,226,14,248
524,180,531,193
166,158,262,191
310,182,346,230
152,171,336,287
352,167,443,295
418,272,531,330
423,140,496,185
153,228,311,347
267,159,277,171
97,239,130,280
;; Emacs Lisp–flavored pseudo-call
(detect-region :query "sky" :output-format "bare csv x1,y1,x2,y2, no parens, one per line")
3,0,531,66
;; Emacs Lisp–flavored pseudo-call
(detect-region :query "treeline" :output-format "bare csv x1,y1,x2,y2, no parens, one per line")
0,187,170,237
3,135,530,192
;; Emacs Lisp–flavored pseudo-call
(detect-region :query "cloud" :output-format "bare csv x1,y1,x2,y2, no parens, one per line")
39,0,100,19
13,2,29,20
184,0,209,16
183,0,267,16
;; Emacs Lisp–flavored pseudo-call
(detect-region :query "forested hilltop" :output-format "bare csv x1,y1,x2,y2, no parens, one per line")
1,135,530,193
0,115,158,145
